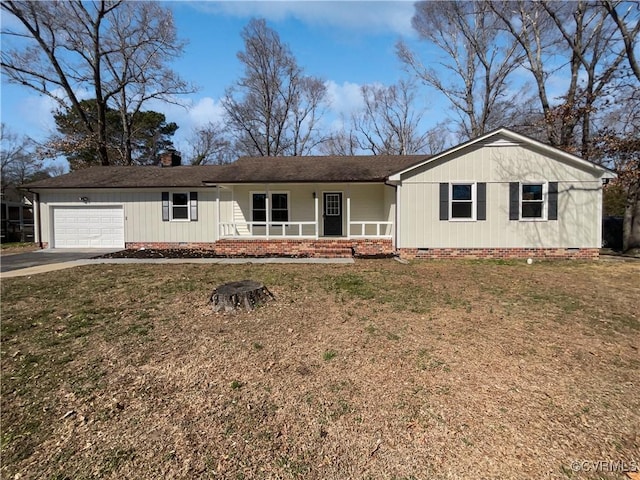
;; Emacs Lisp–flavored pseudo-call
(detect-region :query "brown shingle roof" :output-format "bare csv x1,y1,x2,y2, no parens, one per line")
22,155,428,189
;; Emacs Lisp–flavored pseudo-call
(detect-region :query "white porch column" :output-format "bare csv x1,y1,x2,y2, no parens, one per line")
32,194,40,245
265,184,270,239
346,184,351,239
314,185,319,239
395,184,401,249
216,185,220,240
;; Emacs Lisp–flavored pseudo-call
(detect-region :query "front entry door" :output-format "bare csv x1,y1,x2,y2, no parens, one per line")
323,192,343,236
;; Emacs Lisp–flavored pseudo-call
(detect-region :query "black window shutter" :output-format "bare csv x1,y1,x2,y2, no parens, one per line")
548,182,558,220
190,192,198,221
477,183,487,221
509,182,519,220
162,192,170,221
439,183,449,221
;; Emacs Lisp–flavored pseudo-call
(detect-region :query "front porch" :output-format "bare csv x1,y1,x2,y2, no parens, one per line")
215,183,396,242
213,238,394,258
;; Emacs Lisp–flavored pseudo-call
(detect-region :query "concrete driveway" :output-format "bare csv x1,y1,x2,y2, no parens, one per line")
0,249,121,273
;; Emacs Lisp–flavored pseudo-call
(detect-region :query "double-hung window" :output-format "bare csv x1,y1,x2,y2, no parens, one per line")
450,183,475,220
162,192,198,222
439,182,486,221
509,182,557,221
171,193,190,220
521,183,545,219
252,193,267,223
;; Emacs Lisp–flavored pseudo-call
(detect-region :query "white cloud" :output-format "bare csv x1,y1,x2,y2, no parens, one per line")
152,96,226,153
325,80,364,117
188,1,415,36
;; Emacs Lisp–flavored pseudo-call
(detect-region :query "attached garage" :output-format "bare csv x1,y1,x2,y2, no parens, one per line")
51,206,124,248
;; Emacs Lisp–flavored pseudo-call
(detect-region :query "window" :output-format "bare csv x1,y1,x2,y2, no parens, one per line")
162,192,197,222
271,193,288,222
450,183,475,220
440,183,486,221
251,192,289,223
252,193,266,222
172,193,189,220
521,183,545,219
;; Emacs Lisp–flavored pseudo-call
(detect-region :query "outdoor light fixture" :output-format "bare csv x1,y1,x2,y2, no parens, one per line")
312,191,316,199
79,196,89,203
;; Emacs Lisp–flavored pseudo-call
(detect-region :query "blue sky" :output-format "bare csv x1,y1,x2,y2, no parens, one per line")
1,1,443,161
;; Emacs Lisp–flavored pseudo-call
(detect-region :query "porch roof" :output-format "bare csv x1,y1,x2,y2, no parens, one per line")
22,155,428,189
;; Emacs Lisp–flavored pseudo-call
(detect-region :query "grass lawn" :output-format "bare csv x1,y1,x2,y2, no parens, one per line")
1,260,638,479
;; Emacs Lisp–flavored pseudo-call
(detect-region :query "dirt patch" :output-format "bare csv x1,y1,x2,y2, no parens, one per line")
0,243,40,256
1,260,639,479
94,248,223,259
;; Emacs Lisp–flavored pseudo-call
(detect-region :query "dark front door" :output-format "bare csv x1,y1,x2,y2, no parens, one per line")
323,192,343,236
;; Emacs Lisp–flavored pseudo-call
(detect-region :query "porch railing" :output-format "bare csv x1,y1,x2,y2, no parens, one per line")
348,221,393,238
219,221,318,238
219,221,393,239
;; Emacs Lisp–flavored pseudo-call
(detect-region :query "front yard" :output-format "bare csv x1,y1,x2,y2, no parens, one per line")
1,260,638,479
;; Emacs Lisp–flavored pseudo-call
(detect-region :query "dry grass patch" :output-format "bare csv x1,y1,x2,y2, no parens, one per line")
1,260,639,479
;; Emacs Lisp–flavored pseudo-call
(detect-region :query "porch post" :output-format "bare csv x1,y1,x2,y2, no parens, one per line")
32,193,40,245
395,185,401,249
314,185,319,239
216,185,220,240
265,184,270,239
346,184,351,239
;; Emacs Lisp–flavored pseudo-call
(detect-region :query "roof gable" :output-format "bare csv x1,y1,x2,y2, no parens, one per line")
388,127,617,182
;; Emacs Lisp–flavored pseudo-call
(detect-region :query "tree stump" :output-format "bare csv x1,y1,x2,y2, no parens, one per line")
209,280,275,313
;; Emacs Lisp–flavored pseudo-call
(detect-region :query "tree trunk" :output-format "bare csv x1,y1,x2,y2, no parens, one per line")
623,180,640,253
209,280,275,313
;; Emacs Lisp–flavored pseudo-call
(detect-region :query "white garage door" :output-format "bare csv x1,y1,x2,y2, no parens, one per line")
53,206,125,248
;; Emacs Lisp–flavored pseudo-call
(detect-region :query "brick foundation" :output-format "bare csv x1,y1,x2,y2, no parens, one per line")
126,239,394,258
398,247,600,260
124,242,599,260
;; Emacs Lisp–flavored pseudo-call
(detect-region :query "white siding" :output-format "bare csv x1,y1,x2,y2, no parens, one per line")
39,189,218,245
398,143,603,249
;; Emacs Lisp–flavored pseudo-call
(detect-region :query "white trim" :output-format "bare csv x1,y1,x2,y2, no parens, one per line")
388,127,617,181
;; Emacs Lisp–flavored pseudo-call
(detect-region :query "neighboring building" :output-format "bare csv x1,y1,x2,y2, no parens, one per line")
1,185,34,243
22,128,615,259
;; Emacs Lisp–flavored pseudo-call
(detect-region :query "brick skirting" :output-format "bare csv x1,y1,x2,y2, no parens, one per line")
398,247,600,260
124,242,599,260
126,239,394,258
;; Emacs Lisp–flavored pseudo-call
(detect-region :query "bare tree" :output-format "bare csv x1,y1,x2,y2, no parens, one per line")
539,1,630,158
1,1,190,166
489,0,635,157
187,122,233,165
602,0,640,82
0,123,54,188
353,79,430,155
222,18,327,157
320,121,359,156
397,0,522,139
102,2,193,164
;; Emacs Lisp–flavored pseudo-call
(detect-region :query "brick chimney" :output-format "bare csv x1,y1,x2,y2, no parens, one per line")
159,150,181,167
